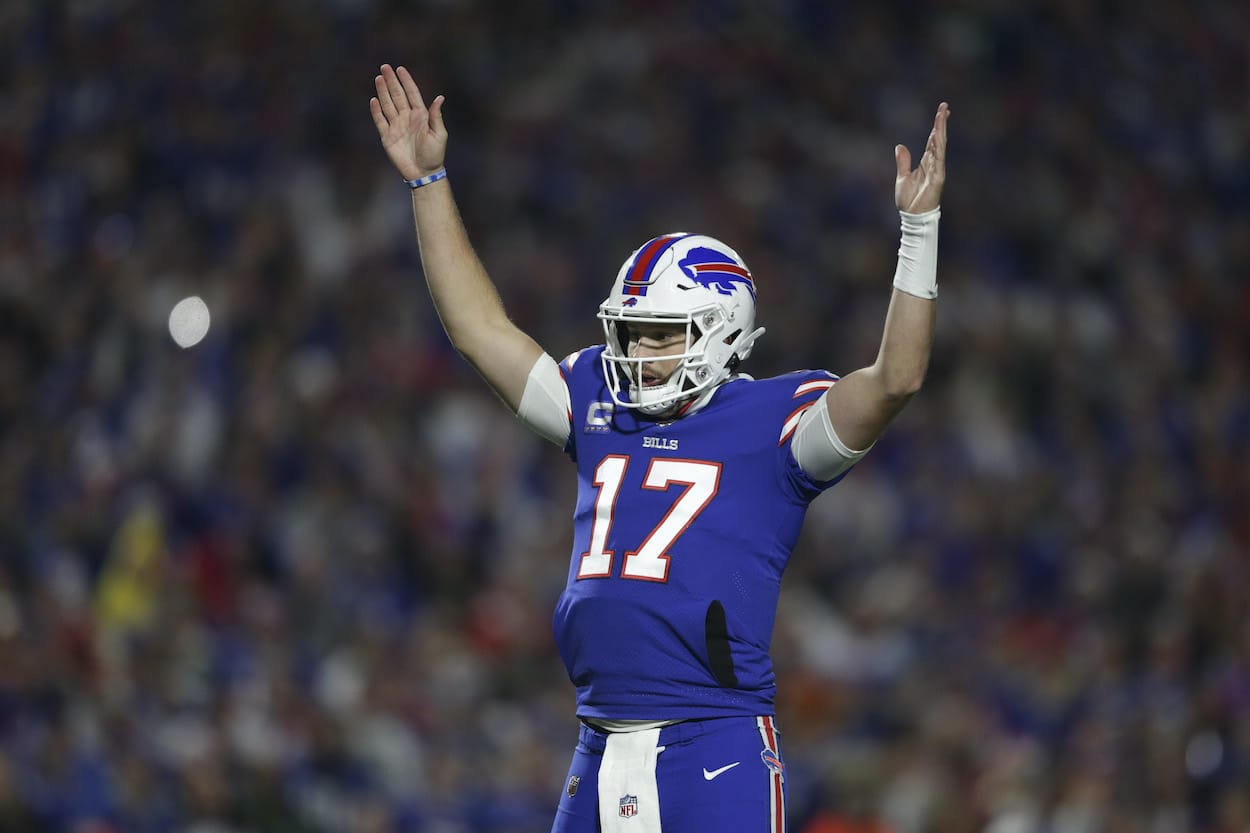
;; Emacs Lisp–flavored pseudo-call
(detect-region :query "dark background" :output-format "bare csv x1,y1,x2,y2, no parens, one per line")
1,1,1247,831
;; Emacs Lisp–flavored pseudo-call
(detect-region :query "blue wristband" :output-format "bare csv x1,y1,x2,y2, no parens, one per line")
404,168,447,189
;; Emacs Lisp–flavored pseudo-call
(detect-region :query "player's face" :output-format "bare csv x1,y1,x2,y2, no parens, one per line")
626,323,687,388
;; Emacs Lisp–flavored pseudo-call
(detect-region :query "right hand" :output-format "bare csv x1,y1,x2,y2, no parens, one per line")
370,64,447,181
894,102,949,215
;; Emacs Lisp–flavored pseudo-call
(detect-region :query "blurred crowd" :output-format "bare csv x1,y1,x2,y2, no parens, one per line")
2,1,1248,831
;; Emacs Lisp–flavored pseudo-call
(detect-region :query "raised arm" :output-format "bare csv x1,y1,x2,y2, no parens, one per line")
370,64,543,411
824,102,950,451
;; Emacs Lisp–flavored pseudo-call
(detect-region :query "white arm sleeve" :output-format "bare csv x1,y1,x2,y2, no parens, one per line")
516,352,572,446
791,390,872,480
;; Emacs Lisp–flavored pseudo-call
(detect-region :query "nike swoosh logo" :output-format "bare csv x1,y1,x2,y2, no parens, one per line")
702,762,741,780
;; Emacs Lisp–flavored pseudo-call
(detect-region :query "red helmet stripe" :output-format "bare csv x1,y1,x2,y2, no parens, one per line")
624,234,687,293
692,262,751,278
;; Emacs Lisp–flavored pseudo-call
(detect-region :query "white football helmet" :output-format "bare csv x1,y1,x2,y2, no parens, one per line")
598,233,765,415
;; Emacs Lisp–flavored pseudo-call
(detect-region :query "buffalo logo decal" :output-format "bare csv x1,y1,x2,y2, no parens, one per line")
679,246,756,299
760,747,784,778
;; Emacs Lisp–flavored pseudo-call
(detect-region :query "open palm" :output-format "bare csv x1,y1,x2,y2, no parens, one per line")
370,64,446,182
895,102,950,214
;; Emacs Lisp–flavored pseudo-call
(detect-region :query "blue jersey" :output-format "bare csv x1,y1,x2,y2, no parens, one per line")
553,346,849,720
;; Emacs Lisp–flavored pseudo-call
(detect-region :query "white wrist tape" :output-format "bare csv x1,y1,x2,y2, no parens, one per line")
892,207,940,299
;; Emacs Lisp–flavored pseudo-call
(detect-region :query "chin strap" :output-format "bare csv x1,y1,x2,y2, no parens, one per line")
731,326,766,365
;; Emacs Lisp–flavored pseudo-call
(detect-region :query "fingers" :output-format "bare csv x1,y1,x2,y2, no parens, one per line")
369,97,388,134
376,64,426,121
429,94,446,136
933,102,950,158
922,129,939,168
912,102,949,177
385,64,410,116
397,66,427,112
372,63,445,152
374,70,398,121
895,144,912,179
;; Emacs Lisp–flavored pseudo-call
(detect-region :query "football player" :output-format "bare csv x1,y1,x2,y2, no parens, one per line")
371,63,948,833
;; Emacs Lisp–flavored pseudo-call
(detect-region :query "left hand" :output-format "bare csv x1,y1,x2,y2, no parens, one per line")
895,102,949,214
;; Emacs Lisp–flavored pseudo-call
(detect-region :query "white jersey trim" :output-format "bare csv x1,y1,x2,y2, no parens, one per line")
517,352,572,446
791,389,871,480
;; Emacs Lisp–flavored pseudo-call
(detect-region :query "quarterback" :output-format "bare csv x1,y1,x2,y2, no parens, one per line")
371,63,949,833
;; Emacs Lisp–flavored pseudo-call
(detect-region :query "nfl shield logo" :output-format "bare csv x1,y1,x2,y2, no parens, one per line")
619,794,638,818
567,775,580,797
